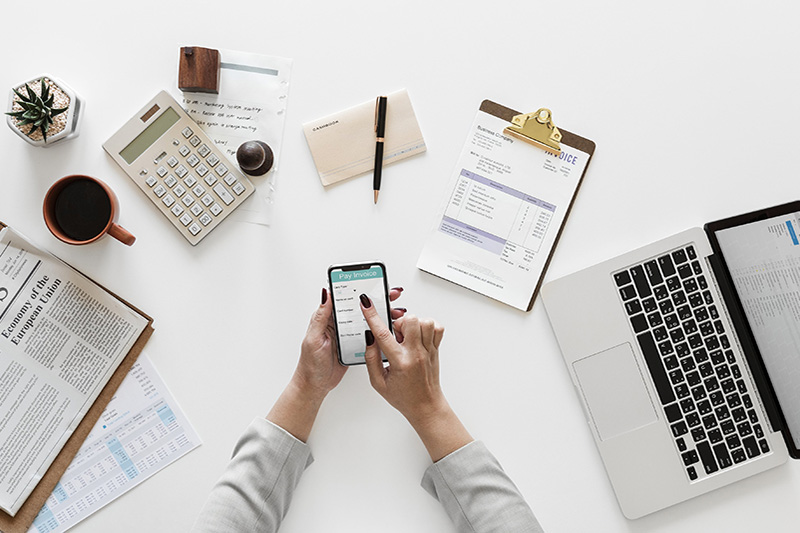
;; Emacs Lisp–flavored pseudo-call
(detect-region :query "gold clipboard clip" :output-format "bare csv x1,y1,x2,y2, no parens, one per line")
503,108,562,156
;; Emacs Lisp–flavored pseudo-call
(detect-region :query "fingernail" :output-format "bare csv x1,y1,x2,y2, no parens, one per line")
395,307,407,313
392,286,404,292
360,294,372,308
321,288,327,305
365,330,375,346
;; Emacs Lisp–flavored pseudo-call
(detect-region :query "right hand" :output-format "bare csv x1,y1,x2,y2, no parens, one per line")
359,294,446,426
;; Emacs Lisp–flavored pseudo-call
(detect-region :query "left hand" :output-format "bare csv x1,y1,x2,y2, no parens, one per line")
291,287,406,400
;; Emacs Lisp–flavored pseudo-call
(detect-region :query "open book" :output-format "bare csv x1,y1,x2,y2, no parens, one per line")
0,226,150,518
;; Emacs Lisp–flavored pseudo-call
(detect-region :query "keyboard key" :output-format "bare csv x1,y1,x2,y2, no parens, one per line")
697,400,712,415
691,261,702,275
683,278,699,294
721,420,735,435
658,255,677,277
682,450,699,466
691,426,706,442
666,276,682,291
678,305,692,320
759,439,770,453
665,403,682,422
654,285,669,301
737,421,753,436
671,421,688,437
687,466,698,480
620,286,637,301
697,441,718,474
643,298,657,313
743,436,761,458
630,313,648,333
645,260,663,286
678,264,692,279
673,291,687,306
636,331,675,404
713,443,733,469
631,266,651,298
732,448,747,464
686,245,697,260
708,428,723,444
648,312,663,327
686,411,700,427
732,407,747,422
673,249,688,264
677,437,687,451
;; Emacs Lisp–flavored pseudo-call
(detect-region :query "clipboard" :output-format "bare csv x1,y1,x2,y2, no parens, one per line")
0,222,154,533
417,100,595,311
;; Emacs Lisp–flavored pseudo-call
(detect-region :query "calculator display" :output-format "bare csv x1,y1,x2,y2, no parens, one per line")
120,107,180,164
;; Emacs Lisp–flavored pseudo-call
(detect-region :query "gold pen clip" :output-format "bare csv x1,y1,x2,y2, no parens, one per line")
503,108,562,155
374,97,380,133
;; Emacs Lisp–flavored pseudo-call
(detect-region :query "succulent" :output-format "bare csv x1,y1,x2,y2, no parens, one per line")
6,79,68,142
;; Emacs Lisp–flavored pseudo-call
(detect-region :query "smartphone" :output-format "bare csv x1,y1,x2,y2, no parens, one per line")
328,262,393,366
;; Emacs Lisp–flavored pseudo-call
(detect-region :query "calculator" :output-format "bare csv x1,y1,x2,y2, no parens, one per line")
103,91,255,245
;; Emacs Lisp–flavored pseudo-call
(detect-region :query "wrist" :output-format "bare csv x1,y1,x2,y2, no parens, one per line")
288,372,328,406
406,398,473,462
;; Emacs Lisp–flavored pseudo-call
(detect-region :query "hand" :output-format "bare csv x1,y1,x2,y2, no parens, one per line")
360,295,472,461
267,288,405,442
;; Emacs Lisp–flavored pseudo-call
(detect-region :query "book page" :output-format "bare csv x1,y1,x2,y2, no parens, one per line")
0,228,148,516
417,111,590,311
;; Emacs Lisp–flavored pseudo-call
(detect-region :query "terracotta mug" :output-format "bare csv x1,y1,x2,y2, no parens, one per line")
43,175,135,246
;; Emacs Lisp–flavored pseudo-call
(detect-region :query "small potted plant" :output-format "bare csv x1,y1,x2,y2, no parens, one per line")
6,75,82,147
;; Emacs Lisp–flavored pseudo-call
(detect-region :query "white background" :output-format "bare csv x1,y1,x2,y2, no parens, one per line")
2,1,800,531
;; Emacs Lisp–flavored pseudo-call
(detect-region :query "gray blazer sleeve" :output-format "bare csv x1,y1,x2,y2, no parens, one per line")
192,418,313,533
421,441,544,533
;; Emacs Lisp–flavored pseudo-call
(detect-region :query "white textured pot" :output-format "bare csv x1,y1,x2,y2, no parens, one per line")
6,74,83,147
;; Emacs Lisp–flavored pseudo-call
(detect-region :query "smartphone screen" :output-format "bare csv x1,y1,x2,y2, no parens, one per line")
328,263,392,365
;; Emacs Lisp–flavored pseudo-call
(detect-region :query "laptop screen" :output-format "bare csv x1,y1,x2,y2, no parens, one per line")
713,209,800,451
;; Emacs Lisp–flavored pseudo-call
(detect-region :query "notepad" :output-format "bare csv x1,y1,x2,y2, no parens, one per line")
302,89,426,186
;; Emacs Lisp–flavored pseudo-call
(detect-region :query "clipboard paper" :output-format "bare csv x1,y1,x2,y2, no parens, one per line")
416,101,595,311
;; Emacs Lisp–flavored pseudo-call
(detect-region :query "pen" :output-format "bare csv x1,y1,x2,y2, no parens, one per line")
373,96,388,204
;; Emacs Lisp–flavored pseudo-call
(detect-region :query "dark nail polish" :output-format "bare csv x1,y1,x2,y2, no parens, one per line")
360,294,372,308
392,286,404,292
395,307,407,313
321,288,327,305
365,330,375,346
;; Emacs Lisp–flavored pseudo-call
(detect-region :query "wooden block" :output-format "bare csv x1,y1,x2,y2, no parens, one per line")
178,46,220,93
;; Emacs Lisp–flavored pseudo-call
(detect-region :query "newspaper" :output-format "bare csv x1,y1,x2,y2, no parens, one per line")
0,227,149,516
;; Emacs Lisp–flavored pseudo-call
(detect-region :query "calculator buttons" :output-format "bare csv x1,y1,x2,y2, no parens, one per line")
165,175,177,188
215,163,228,177
154,185,167,198
184,175,197,188
179,145,190,157
206,154,220,167
199,213,213,226
182,195,194,207
198,144,211,158
163,194,176,207
190,136,202,147
167,156,179,168
187,154,200,167
172,138,180,146
224,174,236,186
210,203,223,216
145,176,157,187
233,182,246,196
201,194,214,207
171,205,184,217
181,127,193,138
192,185,206,197
190,204,203,217
189,223,202,236
204,174,217,186
196,164,209,177
213,183,235,205
156,166,168,177
175,165,188,178
174,184,186,197
180,213,192,226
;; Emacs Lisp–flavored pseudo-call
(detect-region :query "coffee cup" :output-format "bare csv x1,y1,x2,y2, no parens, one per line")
43,175,135,246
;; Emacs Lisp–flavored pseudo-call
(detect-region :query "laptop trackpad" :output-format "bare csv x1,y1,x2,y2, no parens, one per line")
574,343,658,441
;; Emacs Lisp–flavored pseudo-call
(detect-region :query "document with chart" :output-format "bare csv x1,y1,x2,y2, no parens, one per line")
417,107,592,311
28,352,200,533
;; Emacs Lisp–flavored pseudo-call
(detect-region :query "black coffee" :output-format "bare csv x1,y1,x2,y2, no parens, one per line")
54,179,112,241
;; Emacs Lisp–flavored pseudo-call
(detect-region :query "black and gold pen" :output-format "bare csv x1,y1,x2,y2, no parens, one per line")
373,96,388,204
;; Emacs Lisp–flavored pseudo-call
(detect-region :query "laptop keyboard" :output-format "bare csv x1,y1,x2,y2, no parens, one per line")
614,244,771,482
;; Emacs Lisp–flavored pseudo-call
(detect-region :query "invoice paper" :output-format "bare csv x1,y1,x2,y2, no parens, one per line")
29,352,200,533
417,110,590,311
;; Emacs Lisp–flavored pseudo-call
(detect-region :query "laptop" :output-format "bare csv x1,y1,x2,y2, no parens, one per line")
541,201,800,518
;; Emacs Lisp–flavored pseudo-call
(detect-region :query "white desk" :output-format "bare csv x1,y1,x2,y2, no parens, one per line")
3,1,800,531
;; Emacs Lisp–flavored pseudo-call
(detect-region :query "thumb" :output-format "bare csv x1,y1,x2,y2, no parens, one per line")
363,330,386,394
307,288,333,336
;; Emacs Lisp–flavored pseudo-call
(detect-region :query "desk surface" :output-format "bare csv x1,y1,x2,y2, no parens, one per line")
3,1,800,531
